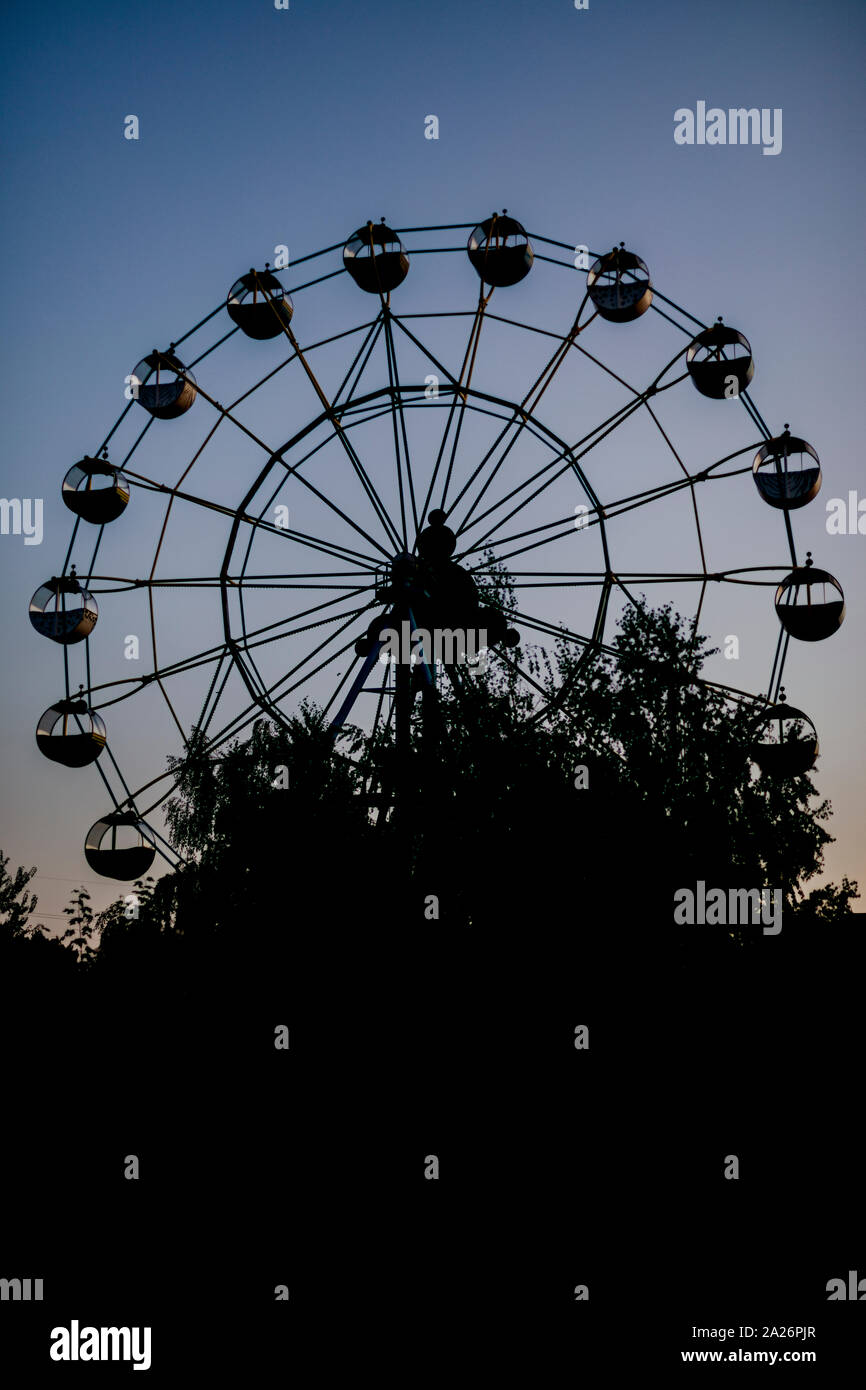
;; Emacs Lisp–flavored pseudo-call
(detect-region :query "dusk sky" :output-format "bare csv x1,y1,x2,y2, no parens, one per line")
2,0,864,928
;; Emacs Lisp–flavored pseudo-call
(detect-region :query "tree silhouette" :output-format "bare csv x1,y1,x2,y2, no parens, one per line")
59,886,100,967
0,851,40,938
0,852,76,984
3,599,858,992
72,598,857,994
548,601,844,918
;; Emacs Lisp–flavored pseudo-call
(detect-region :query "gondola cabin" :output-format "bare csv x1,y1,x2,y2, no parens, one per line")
36,697,107,768
587,246,652,322
29,573,98,644
227,269,293,339
753,431,821,510
775,554,845,641
750,695,819,775
467,214,534,288
343,221,409,294
62,455,130,524
84,811,156,880
687,322,754,398
129,350,196,419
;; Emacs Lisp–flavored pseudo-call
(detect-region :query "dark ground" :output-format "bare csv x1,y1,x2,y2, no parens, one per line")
1,891,863,1380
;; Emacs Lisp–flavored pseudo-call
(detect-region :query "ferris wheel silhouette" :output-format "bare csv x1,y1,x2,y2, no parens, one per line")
29,213,845,880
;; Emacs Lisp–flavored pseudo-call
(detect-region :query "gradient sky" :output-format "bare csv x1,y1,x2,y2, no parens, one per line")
2,0,864,930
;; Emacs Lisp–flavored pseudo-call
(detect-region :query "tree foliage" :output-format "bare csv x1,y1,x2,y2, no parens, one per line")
1,599,858,988
0,851,40,938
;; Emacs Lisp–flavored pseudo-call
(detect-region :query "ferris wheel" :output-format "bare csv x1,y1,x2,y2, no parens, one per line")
29,213,846,880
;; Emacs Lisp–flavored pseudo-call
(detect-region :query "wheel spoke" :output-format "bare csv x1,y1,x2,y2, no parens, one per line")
382,308,419,541
285,324,404,552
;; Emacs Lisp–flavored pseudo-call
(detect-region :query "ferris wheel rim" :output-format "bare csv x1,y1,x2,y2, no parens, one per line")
32,218,837,873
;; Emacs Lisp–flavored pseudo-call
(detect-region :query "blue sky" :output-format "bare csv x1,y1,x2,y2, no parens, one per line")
2,0,864,927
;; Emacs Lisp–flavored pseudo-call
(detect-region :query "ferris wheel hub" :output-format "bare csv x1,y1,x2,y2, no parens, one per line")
362,545,512,661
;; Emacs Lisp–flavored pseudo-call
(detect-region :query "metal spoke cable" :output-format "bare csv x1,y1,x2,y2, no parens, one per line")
383,308,420,539
417,293,487,529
